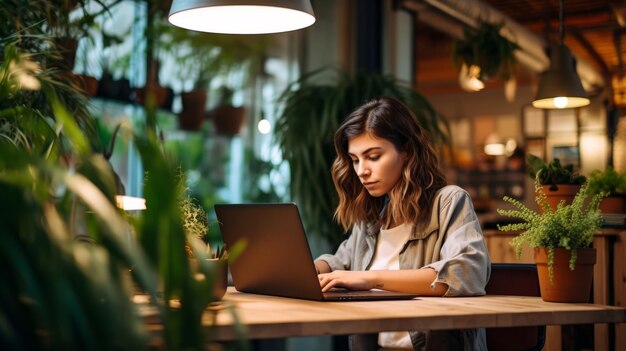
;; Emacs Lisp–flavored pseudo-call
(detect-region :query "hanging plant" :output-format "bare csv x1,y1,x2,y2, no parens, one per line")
452,20,519,82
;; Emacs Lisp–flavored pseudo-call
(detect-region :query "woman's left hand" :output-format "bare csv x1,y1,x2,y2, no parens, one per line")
318,270,376,292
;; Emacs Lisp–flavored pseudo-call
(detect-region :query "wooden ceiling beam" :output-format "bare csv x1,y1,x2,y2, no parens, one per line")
568,27,612,83
521,13,617,33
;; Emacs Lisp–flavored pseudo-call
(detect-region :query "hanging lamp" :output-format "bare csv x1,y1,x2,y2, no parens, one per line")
168,0,316,34
532,0,589,109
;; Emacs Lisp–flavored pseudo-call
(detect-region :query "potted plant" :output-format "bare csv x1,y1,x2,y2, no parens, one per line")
211,86,246,136
497,179,606,302
274,68,450,248
452,20,519,89
178,187,230,300
587,166,626,213
158,25,267,131
527,154,586,211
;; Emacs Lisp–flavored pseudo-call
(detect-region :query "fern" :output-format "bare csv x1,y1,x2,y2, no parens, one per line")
497,179,606,282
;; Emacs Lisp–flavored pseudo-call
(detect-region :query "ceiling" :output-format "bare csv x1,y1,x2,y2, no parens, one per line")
401,0,626,107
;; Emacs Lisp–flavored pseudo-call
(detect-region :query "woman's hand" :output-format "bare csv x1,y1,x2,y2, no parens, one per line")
317,268,449,295
318,270,378,292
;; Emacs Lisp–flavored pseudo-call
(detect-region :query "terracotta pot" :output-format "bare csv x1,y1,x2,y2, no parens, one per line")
76,74,99,96
179,90,207,131
599,195,626,214
534,247,595,303
212,105,246,136
539,184,581,212
134,85,169,108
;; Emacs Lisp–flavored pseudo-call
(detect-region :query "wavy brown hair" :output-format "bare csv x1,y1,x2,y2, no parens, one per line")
331,96,447,230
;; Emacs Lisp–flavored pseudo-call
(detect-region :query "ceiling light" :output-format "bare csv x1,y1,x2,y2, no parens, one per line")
532,0,589,109
484,135,518,157
484,133,505,156
459,64,485,92
168,0,316,34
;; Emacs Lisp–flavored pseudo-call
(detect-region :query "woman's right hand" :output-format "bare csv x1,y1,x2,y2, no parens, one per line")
318,270,376,292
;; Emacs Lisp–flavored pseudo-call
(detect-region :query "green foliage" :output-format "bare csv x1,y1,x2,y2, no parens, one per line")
180,195,210,241
527,154,586,186
587,166,626,196
274,68,450,248
0,75,158,349
157,23,268,91
217,86,235,106
241,148,283,204
497,179,606,282
174,168,210,243
1,39,246,351
452,20,519,81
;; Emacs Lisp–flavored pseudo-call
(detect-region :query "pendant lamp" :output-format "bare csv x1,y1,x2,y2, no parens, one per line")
168,0,316,34
532,0,589,109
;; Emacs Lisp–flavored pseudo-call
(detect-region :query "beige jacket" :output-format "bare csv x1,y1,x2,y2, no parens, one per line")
316,185,491,350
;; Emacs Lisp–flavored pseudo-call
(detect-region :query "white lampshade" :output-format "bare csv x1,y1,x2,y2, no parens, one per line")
168,0,316,34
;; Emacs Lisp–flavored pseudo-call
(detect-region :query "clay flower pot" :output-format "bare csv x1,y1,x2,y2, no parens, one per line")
598,195,626,214
538,184,581,212
75,74,99,96
178,90,207,131
212,105,246,136
534,247,596,303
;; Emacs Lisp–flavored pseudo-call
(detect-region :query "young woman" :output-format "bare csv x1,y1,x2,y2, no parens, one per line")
314,96,490,350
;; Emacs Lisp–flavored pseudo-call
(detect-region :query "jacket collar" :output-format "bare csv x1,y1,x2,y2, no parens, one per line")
365,193,441,240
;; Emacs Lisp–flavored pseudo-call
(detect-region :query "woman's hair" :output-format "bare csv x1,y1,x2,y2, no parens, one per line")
331,96,447,230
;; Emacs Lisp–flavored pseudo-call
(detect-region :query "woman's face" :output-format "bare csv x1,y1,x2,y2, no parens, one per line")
347,133,406,197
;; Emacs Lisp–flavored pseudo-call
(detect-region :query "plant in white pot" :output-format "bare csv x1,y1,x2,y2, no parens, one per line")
496,179,607,302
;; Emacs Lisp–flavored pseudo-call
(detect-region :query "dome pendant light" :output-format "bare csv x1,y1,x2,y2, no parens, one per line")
532,0,590,109
168,0,316,34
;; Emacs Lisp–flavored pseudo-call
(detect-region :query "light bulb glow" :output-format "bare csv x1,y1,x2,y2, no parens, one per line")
553,97,569,108
484,143,505,156
258,119,271,134
532,96,590,109
169,5,316,34
459,64,485,92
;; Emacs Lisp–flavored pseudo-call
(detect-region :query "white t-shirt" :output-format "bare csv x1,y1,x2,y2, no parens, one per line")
370,223,413,350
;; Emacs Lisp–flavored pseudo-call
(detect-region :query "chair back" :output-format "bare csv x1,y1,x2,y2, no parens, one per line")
485,263,545,351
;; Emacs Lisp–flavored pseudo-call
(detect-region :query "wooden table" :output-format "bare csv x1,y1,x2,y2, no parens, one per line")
204,288,626,342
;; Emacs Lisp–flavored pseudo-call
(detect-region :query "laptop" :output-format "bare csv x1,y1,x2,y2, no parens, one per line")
214,203,419,301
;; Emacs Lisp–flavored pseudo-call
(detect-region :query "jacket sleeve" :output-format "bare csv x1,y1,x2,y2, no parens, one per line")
423,189,491,296
314,223,366,271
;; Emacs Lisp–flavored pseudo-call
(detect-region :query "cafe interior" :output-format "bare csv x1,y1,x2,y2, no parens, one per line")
2,0,626,350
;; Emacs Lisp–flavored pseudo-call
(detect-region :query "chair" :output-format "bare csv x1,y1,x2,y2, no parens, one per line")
485,263,546,351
